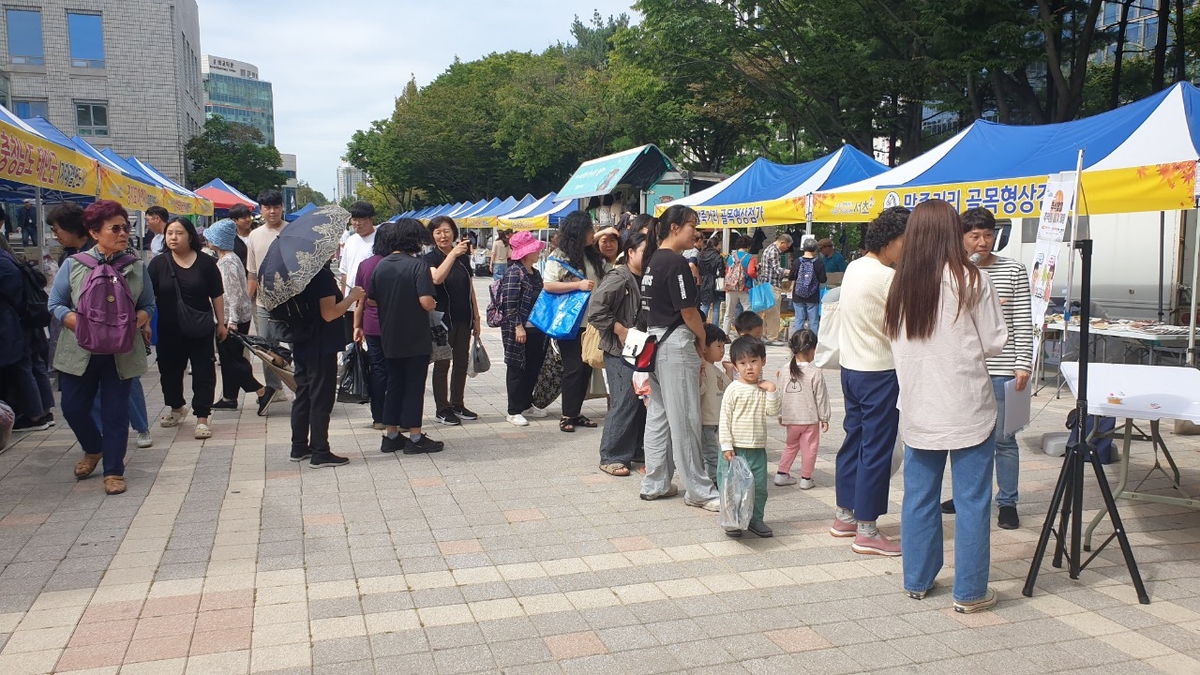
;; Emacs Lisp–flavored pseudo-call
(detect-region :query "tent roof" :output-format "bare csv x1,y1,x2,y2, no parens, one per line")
501,191,577,228
456,198,499,218
195,178,257,210
500,193,555,221
672,146,887,208
555,144,675,202
285,202,317,221
0,109,98,202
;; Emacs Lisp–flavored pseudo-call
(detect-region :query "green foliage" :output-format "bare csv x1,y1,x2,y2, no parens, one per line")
186,116,286,198
295,181,329,208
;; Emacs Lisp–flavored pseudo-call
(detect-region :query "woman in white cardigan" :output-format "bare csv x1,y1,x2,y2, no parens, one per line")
884,199,1007,614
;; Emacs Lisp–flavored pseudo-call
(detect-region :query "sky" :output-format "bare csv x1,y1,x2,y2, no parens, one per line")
199,0,641,199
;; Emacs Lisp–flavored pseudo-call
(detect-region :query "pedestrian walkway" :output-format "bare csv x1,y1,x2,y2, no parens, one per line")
0,279,1198,674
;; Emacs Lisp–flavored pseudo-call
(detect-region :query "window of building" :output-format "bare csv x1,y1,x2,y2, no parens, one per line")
67,13,105,68
1104,1,1118,25
6,9,44,65
13,99,48,119
75,102,108,136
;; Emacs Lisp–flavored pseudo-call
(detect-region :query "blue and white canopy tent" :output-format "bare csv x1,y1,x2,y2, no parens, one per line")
499,191,578,230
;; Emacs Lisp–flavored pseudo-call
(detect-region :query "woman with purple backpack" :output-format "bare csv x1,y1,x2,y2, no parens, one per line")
48,201,156,496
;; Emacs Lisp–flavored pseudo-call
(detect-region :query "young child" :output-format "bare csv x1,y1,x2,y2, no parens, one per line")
733,311,764,339
699,324,732,486
776,329,831,489
718,336,781,538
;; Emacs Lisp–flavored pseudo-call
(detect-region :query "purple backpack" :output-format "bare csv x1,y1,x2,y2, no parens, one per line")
71,253,138,355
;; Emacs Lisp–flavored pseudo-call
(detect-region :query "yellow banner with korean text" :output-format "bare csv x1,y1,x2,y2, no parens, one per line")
497,215,551,231
98,166,159,211
809,162,1198,222
0,122,97,196
658,195,811,229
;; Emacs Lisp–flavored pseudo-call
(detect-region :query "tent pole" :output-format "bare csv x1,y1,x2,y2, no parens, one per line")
1061,151,1086,325
805,193,813,236
1189,209,1199,366
35,188,46,265
1158,211,1166,322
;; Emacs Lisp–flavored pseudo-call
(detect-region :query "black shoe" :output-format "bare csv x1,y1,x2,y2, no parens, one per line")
724,528,743,538
453,406,478,421
44,412,55,427
941,499,956,515
997,505,1020,530
403,434,445,455
289,448,311,462
256,387,278,417
13,414,52,432
435,409,461,426
310,452,350,468
748,520,774,538
212,398,239,410
381,435,405,454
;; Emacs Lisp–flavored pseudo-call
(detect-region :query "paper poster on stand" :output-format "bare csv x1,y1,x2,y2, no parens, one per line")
1029,172,1078,359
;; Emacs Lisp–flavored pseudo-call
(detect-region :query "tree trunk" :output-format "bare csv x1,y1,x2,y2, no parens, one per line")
1153,0,1170,90
1174,0,1187,82
1111,0,1132,109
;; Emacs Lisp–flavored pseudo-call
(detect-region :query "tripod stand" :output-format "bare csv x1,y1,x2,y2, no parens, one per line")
1022,239,1150,605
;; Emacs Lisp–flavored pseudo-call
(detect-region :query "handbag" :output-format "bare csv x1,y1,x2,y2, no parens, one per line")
529,257,590,340
430,310,453,362
337,342,371,404
581,324,605,369
621,322,683,373
813,287,840,369
467,336,490,377
167,255,216,339
532,341,563,409
749,282,777,313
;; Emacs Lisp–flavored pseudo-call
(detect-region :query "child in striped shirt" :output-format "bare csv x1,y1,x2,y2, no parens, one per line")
718,336,782,538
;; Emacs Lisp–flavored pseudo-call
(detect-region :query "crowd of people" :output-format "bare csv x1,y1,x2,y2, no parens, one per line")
0,192,1032,613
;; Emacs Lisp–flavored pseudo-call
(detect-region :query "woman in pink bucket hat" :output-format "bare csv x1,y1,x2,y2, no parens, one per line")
500,231,550,426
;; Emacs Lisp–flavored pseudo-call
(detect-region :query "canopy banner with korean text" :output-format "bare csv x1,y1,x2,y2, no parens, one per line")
691,195,810,229
98,166,157,211
809,163,1196,223
0,122,97,197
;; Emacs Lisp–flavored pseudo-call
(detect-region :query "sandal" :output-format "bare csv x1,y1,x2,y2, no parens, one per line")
160,407,189,428
599,463,630,476
194,423,212,440
559,417,576,433
574,416,598,428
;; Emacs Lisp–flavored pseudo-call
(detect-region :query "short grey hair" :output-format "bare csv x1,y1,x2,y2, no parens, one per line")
776,233,793,245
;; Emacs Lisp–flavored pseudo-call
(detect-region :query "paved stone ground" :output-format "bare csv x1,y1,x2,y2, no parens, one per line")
1,278,1199,674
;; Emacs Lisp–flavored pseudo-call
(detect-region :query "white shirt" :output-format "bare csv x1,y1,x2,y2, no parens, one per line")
837,256,896,372
338,229,376,294
150,233,164,256
890,266,1008,450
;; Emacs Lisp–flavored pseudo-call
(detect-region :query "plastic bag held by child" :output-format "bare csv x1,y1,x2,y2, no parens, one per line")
720,456,755,531
632,372,651,400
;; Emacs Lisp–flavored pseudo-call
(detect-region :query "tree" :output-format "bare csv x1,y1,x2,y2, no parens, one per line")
186,116,286,198
295,181,329,208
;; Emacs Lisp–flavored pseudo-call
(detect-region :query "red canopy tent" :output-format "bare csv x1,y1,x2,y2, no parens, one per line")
195,178,257,210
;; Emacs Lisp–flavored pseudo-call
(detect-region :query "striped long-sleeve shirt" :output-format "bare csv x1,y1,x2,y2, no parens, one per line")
719,380,783,452
979,256,1034,375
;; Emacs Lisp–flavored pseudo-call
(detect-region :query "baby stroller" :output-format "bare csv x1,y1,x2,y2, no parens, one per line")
234,333,297,392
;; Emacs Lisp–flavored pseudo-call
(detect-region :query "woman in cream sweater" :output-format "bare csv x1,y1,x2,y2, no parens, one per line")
831,207,909,556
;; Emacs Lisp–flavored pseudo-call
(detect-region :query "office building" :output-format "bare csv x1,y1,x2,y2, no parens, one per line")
280,152,298,211
201,54,275,146
337,164,366,201
0,0,203,183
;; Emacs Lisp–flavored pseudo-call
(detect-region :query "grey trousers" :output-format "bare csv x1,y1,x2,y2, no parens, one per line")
255,305,284,391
641,327,719,503
700,425,720,487
598,353,645,468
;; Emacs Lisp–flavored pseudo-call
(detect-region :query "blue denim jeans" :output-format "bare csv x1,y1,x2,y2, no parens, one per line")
792,302,820,336
835,368,899,522
62,356,133,477
902,436,995,603
492,263,507,280
991,375,1020,507
91,376,149,434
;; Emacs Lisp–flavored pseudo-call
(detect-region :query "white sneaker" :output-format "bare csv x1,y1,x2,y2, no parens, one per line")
798,477,816,490
523,407,549,418
684,496,721,512
506,414,529,427
774,473,796,486
136,432,153,448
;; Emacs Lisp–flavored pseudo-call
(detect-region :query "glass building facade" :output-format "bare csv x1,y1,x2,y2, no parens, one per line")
204,72,274,145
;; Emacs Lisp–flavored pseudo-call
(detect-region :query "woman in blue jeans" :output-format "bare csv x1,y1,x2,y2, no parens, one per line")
884,200,1007,613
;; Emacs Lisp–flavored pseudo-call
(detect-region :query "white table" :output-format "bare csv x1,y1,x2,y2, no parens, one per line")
1060,362,1200,547
1047,322,1191,365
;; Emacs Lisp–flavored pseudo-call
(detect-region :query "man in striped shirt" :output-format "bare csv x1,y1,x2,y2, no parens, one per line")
943,208,1034,529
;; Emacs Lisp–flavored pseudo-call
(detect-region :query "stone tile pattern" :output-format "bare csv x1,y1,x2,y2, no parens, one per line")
0,277,1198,674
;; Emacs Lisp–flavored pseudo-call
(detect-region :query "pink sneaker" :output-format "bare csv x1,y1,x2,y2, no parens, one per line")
829,516,857,538
852,529,901,556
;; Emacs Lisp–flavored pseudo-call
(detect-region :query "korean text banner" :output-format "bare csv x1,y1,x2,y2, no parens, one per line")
99,166,157,211
0,122,97,196
690,196,809,229
810,163,1197,222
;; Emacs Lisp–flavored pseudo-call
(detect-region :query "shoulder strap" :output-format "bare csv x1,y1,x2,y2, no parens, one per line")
548,256,586,281
71,252,98,269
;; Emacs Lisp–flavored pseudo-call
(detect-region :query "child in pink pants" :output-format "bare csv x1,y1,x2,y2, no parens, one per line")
776,329,831,489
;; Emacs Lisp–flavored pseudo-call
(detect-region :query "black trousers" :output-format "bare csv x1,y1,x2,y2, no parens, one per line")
364,335,388,425
557,336,591,418
384,354,431,430
506,328,547,415
157,330,216,418
217,322,262,400
432,322,470,412
291,352,337,454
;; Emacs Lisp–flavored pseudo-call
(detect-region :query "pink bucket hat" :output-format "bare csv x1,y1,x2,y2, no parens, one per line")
509,230,545,260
